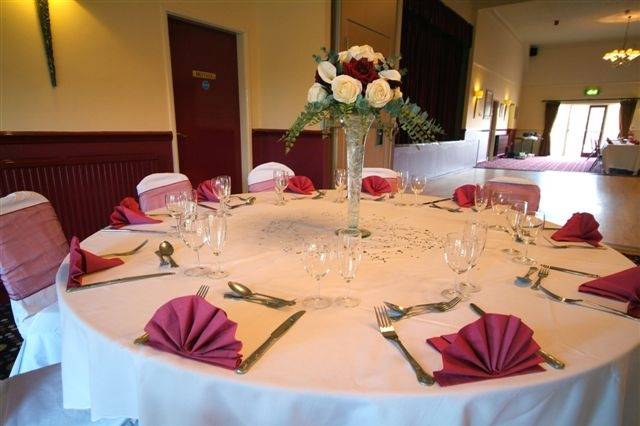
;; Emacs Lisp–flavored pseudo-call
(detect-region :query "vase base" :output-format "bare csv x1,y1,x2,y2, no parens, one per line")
335,228,371,238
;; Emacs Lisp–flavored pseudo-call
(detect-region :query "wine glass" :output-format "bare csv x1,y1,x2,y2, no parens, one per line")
179,214,211,277
459,219,488,293
410,175,427,205
205,212,229,279
395,170,409,205
273,170,289,206
302,240,332,309
165,191,188,237
334,168,347,203
490,191,511,231
503,201,527,255
213,176,231,216
474,184,489,212
335,229,362,308
515,211,545,265
440,232,474,300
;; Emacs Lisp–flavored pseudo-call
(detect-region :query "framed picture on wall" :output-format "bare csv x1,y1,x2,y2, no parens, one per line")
483,90,493,119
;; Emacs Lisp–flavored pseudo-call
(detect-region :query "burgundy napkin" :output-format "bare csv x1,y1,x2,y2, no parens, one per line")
551,212,603,246
144,295,242,369
579,266,640,318
196,180,219,202
361,176,392,196
109,197,162,229
452,184,476,207
426,313,544,386
67,236,124,290
286,175,315,195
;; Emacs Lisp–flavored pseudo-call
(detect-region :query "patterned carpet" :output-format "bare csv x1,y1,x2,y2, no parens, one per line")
476,156,599,173
0,302,22,379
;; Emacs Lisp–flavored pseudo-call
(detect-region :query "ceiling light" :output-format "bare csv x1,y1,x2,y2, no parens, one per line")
603,11,640,66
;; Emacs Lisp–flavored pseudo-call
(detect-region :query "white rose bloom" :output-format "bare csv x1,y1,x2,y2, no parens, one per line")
393,87,403,100
361,51,386,64
347,45,375,60
338,50,350,63
317,61,336,84
307,83,328,103
331,75,362,104
379,69,401,83
365,78,393,108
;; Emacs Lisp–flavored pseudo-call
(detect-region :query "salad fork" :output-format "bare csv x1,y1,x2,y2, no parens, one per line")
374,306,435,386
101,239,149,257
385,297,461,320
539,285,639,321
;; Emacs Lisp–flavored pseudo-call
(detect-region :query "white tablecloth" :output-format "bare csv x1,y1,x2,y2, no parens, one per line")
57,191,640,425
602,144,640,174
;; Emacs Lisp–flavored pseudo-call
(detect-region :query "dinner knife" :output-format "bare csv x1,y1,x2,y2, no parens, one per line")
546,265,600,278
67,272,175,292
223,293,286,309
469,303,565,370
197,203,218,211
102,227,167,234
236,310,306,374
421,197,452,205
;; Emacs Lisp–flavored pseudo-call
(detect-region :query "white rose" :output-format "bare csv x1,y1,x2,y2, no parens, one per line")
393,87,403,100
347,45,374,60
338,50,350,63
365,78,393,108
379,69,401,83
331,75,362,104
317,61,336,84
362,51,386,64
307,83,328,103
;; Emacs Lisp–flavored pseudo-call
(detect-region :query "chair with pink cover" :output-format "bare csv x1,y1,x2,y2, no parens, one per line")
248,162,295,192
0,191,69,376
362,168,398,193
136,173,192,212
485,176,541,212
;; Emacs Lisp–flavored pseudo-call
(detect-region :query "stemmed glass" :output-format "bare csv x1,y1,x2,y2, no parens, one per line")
212,176,231,216
302,240,332,309
515,211,545,265
395,170,409,205
490,191,511,231
335,229,362,308
205,212,229,279
459,219,488,293
273,170,290,206
474,184,489,212
334,168,347,203
165,191,188,237
503,201,527,255
179,214,211,277
440,232,474,300
410,175,427,205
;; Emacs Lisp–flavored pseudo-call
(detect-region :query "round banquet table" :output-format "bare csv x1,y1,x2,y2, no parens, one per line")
56,191,640,426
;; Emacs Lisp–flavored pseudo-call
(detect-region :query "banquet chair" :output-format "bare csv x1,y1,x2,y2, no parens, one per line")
0,363,134,426
485,176,541,211
136,173,192,212
0,191,68,376
248,162,295,192
362,167,398,192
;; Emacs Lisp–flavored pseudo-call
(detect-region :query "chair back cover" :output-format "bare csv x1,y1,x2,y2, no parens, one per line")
486,177,541,211
362,167,398,193
248,162,295,192
136,173,192,212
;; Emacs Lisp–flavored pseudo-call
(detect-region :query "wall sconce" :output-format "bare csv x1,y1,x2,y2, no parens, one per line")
473,90,484,117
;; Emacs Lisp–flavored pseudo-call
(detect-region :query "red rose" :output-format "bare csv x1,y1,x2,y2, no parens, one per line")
343,58,378,89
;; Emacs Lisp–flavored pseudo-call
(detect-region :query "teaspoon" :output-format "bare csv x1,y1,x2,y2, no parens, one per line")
515,266,538,286
158,241,179,268
228,281,296,305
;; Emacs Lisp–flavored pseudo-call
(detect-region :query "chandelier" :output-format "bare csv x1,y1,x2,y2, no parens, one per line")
602,11,640,66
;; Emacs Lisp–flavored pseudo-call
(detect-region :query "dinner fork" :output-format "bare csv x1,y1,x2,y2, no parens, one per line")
530,265,550,290
100,239,149,257
385,297,461,321
538,285,639,322
134,285,210,345
374,306,435,386
543,235,606,250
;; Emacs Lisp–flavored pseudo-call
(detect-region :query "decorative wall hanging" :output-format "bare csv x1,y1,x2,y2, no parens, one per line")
36,0,57,87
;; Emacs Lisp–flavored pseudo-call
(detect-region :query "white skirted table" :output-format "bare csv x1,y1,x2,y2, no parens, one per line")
57,191,639,425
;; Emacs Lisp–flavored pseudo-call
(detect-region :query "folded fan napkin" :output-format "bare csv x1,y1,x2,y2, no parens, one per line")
551,212,603,247
196,180,219,202
144,295,242,369
452,184,476,207
109,197,162,228
361,176,392,196
67,236,124,290
426,313,544,386
286,175,315,195
579,266,640,318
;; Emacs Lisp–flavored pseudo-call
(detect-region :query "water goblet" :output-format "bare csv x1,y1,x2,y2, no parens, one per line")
335,229,362,308
213,176,231,216
302,240,332,309
410,175,427,205
179,214,211,277
490,191,511,231
474,184,489,212
165,191,188,237
459,219,488,293
205,212,229,279
395,170,409,205
273,170,289,206
515,211,545,265
334,168,347,203
440,232,474,300
503,201,527,255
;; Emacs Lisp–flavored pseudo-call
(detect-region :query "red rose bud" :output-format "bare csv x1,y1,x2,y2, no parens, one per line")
343,58,378,88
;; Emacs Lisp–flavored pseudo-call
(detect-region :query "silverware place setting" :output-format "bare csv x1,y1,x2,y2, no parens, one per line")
538,285,639,322
100,239,149,257
229,197,256,209
156,241,179,267
384,297,461,321
543,264,600,278
228,281,296,306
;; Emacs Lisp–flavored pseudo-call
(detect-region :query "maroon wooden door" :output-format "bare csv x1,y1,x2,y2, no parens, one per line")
168,16,242,192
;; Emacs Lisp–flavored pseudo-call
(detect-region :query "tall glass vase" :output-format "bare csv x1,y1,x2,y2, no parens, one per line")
341,114,375,238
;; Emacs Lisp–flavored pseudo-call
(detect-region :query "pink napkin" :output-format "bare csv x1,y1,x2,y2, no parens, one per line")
426,313,544,386
144,295,242,369
362,176,392,196
286,175,315,195
551,212,603,246
109,197,162,228
579,266,640,318
196,180,219,202
67,236,124,290
452,184,476,207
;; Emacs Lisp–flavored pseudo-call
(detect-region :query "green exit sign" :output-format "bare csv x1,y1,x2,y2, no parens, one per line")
584,87,600,96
